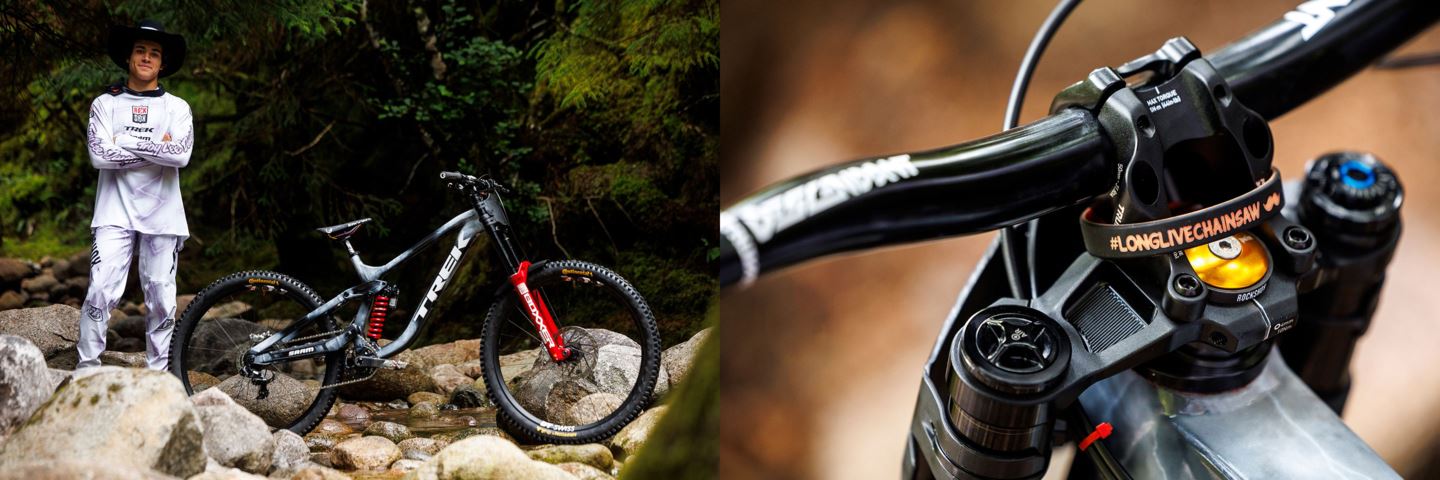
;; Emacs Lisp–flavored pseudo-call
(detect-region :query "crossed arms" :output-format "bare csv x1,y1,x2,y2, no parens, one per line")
87,99,193,170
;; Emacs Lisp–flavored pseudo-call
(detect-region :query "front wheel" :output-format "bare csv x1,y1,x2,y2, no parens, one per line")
481,260,661,444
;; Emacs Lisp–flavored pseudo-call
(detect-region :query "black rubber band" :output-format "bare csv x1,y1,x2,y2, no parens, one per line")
1080,169,1284,259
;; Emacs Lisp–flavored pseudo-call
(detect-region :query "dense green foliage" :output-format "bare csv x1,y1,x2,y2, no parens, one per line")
0,0,718,346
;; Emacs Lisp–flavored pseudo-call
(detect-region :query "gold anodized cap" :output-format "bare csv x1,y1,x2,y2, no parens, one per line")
1184,232,1270,290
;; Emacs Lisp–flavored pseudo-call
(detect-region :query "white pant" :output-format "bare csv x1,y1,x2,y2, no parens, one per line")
78,226,181,370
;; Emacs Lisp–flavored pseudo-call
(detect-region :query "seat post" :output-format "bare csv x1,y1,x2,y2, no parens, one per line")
343,239,358,256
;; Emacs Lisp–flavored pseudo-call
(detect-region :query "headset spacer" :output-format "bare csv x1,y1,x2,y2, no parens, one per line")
1080,168,1284,259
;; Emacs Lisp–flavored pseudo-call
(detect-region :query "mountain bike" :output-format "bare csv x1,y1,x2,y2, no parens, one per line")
169,171,660,444
720,0,1436,477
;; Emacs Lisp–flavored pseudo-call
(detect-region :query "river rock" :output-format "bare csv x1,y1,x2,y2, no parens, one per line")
314,418,355,435
19,273,57,293
557,462,616,480
45,367,71,392
458,358,482,378
192,388,275,474
398,437,447,461
448,383,489,408
109,314,147,339
430,426,514,445
409,400,440,418
430,363,471,396
526,443,614,471
215,372,316,428
0,304,81,360
610,405,666,459
662,328,710,389
408,391,444,405
0,258,32,284
0,367,206,477
304,432,341,452
569,393,624,425
364,420,415,443
0,290,25,311
269,429,311,477
512,327,663,420
331,435,401,470
402,435,573,480
337,403,371,421
0,335,52,435
390,458,426,474
191,461,270,480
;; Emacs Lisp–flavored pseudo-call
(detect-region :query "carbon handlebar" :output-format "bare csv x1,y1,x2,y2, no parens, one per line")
720,0,1440,288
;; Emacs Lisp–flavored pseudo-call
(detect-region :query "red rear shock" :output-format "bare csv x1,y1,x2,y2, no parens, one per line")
367,294,391,340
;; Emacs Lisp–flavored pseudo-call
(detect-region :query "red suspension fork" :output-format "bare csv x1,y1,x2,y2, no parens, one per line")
510,261,569,361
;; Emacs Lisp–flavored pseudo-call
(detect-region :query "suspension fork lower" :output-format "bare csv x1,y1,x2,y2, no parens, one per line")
510,261,570,361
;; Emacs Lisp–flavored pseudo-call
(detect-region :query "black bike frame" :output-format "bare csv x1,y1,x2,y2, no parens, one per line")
248,190,523,366
719,0,1440,287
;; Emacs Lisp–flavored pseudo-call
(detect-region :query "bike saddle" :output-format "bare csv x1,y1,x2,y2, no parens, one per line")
317,218,372,240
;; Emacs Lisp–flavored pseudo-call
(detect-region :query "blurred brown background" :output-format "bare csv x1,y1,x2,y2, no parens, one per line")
720,1,1440,478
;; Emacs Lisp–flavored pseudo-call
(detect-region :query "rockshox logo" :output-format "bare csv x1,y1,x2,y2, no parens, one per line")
735,154,918,243
415,235,471,320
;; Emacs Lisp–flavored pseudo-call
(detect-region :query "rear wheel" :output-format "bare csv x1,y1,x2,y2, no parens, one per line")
481,260,661,444
169,270,345,434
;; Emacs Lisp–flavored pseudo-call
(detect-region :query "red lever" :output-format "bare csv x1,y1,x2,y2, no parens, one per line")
1078,422,1113,451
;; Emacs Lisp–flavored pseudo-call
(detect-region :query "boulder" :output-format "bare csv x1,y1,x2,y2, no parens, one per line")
409,338,480,367
458,358,483,378
269,429,312,477
0,335,52,435
192,388,275,474
109,314,147,339
188,370,223,391
44,368,71,392
430,363,472,396
448,383,489,409
190,461,270,480
187,317,267,372
337,349,435,401
0,291,25,311
397,437,447,461
429,426,514,445
49,259,70,280
0,460,173,479
0,367,206,477
557,462,616,480
45,349,147,370
569,393,624,425
215,372,316,428
0,258,33,284
363,420,415,443
0,304,81,360
499,348,542,384
526,443,614,471
610,405,667,459
20,274,58,294
202,300,253,320
661,328,710,393
512,327,661,421
331,436,401,470
402,435,573,480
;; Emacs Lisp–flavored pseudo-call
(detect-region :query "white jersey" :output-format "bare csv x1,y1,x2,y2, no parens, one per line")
86,84,193,238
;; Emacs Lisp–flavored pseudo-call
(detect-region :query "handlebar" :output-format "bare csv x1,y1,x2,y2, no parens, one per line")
440,171,511,194
720,0,1440,288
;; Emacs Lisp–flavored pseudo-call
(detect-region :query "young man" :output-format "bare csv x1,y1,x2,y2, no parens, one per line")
79,19,193,370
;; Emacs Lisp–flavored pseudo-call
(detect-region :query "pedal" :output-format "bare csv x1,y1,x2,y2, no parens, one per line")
355,356,408,370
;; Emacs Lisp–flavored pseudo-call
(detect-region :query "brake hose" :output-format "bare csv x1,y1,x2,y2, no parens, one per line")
999,0,1084,301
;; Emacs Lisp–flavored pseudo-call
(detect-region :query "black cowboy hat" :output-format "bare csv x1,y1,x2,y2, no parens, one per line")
107,19,187,78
